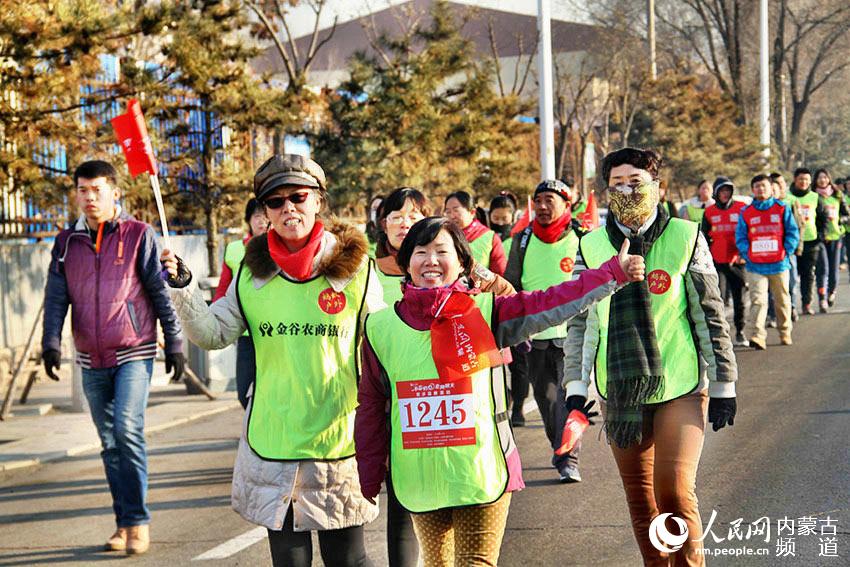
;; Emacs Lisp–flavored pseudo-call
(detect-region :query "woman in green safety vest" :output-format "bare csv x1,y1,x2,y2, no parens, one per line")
211,198,268,409
487,191,518,248
568,147,738,566
813,169,848,309
355,216,645,566
678,179,714,222
444,191,507,275
161,154,384,567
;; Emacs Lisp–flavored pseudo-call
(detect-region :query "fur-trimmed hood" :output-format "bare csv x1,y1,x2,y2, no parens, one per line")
243,219,369,288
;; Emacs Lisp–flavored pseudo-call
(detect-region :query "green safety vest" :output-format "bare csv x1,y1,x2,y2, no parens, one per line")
237,260,370,460
502,235,513,257
823,194,844,241
520,231,580,340
224,239,247,273
686,204,706,223
786,191,819,242
224,239,249,336
365,293,510,513
468,230,495,269
580,219,700,403
376,268,404,306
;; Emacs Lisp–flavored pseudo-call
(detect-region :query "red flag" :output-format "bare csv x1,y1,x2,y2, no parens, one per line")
110,99,157,177
510,194,534,236
578,191,599,230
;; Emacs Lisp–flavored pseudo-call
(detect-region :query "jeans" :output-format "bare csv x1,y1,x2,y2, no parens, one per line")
527,341,580,471
235,335,256,409
267,508,372,567
82,359,153,527
816,239,842,298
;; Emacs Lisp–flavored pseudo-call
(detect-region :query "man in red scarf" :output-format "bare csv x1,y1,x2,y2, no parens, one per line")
503,179,587,483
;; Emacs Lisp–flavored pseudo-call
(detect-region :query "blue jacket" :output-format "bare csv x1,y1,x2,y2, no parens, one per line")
735,197,800,275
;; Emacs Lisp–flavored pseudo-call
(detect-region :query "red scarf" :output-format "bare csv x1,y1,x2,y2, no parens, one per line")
532,210,571,243
267,221,324,281
430,292,502,381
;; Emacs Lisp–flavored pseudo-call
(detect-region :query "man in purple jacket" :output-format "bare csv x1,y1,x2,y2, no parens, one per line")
41,160,184,555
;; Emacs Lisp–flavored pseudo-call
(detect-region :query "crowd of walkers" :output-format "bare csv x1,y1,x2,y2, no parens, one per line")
41,147,844,566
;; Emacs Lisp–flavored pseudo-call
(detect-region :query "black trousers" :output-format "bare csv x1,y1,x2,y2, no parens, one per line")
386,472,418,567
235,335,256,409
267,509,372,567
797,241,823,306
508,346,530,412
526,340,580,470
715,263,746,333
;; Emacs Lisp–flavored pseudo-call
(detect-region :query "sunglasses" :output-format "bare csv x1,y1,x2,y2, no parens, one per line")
263,191,312,210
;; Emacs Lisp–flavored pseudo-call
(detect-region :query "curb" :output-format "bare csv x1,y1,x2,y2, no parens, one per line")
0,402,240,473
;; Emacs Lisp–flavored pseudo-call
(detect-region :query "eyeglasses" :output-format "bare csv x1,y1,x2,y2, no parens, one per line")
263,191,312,210
385,213,424,226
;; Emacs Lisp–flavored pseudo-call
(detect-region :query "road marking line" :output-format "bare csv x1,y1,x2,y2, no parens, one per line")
192,526,267,560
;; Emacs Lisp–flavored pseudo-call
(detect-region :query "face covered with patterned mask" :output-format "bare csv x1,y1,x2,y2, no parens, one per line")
608,180,660,229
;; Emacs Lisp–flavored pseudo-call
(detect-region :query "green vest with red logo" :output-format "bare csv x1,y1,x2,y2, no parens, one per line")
580,219,700,403
520,231,580,340
365,293,511,513
237,260,370,460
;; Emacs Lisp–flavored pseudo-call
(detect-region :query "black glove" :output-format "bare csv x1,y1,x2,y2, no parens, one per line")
42,349,61,381
163,256,192,288
708,397,736,431
565,395,599,425
165,352,185,383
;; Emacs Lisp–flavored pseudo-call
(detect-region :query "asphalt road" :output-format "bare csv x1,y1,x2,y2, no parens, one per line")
1,288,848,566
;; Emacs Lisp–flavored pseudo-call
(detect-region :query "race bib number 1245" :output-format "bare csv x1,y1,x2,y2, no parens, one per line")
396,378,476,449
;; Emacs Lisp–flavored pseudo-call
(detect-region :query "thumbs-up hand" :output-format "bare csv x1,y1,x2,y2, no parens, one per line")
618,238,645,282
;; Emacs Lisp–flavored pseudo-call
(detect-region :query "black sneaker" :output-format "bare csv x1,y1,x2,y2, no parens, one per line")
734,332,749,347
511,411,525,427
791,308,799,322
828,292,836,307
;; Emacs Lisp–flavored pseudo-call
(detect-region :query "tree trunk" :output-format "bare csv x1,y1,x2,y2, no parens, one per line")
206,207,220,277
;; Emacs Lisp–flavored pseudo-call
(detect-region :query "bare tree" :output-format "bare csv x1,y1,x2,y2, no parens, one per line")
772,0,850,167
485,17,537,98
243,0,338,93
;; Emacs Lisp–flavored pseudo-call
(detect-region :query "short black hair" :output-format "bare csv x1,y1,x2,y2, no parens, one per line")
793,167,812,178
445,191,474,210
380,187,432,222
396,217,474,281
599,147,663,186
751,174,770,188
74,160,117,187
244,198,261,224
489,191,518,213
769,172,784,182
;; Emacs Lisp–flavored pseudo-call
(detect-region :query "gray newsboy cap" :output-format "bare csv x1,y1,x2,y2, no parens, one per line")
253,154,327,201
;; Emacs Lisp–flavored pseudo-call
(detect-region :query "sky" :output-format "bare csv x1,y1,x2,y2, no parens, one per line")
284,0,592,38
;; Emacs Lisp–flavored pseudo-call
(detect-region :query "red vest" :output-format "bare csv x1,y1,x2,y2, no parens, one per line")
741,202,786,264
705,201,746,264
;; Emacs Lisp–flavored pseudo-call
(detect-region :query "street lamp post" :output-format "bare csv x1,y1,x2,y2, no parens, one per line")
537,0,556,180
759,0,770,162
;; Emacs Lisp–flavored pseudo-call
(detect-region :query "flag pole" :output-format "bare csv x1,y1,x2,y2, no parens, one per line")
149,174,171,249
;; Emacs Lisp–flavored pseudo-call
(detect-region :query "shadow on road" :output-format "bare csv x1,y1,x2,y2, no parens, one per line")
0,545,115,566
